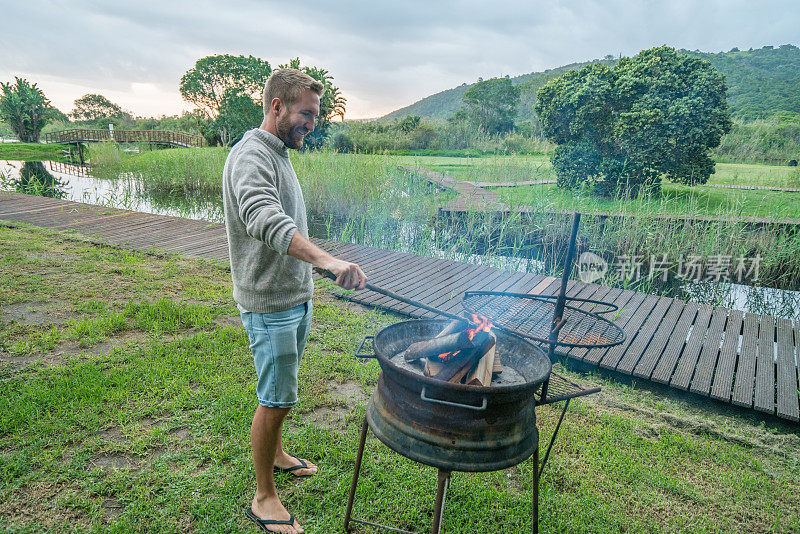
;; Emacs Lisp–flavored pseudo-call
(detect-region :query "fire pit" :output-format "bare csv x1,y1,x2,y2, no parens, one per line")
364,318,550,472
343,318,550,534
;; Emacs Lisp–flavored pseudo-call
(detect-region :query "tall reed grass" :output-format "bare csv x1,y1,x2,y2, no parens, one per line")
89,143,226,195
84,144,800,292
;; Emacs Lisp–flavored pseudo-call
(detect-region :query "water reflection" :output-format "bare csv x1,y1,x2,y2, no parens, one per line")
1,161,67,198
1,160,224,222
682,280,800,319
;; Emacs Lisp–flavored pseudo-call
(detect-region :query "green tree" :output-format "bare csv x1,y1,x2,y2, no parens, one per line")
179,55,272,118
213,88,263,146
279,58,347,148
71,94,130,122
536,46,732,197
461,77,520,134
0,77,52,142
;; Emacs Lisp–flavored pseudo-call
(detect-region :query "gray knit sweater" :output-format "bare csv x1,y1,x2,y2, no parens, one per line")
222,128,313,313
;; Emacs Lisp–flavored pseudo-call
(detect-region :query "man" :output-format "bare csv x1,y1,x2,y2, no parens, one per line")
223,68,367,534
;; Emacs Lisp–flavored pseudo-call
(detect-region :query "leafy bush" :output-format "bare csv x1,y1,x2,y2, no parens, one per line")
537,46,732,198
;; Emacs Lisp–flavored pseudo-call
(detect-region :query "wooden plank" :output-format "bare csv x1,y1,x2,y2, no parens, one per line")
775,318,799,421
353,254,470,309
435,270,542,317
80,214,175,239
97,221,197,246
709,310,744,402
420,264,516,313
651,302,700,384
583,291,647,365
53,210,138,229
670,305,714,390
754,315,776,414
528,276,558,295
361,256,479,310
562,283,615,357
632,299,686,379
414,269,527,319
325,243,413,285
688,307,730,395
570,287,631,361
599,294,662,371
402,259,489,305
616,297,674,374
731,313,760,408
348,257,452,309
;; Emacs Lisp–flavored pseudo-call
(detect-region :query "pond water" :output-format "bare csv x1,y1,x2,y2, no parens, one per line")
2,159,798,320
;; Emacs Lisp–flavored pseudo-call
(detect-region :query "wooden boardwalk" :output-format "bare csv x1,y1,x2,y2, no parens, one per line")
2,191,799,424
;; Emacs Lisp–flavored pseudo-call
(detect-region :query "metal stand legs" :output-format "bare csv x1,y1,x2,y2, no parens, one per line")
343,418,369,532
431,470,451,534
532,396,573,534
532,446,539,534
344,417,451,534
345,400,574,534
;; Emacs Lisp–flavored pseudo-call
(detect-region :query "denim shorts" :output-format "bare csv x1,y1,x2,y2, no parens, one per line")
239,300,313,408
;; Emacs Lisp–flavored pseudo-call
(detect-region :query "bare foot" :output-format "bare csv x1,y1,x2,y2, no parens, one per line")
274,452,318,477
250,495,303,534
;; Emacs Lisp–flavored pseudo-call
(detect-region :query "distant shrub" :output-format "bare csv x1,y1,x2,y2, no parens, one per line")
331,131,354,152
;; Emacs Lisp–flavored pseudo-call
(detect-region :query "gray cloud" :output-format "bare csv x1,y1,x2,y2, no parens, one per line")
1,0,797,117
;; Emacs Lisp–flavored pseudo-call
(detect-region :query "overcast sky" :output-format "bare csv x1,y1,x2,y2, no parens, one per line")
1,1,798,119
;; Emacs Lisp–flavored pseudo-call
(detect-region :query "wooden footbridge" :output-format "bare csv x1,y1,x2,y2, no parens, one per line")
1,191,798,424
43,129,205,148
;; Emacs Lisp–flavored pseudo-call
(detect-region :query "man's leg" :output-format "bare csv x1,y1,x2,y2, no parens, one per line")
251,405,303,534
274,425,318,476
273,300,316,476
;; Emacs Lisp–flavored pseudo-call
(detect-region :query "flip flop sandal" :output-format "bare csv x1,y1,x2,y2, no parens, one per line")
245,507,296,532
273,456,315,477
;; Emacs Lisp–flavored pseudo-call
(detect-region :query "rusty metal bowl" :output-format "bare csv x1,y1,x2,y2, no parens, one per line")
357,319,551,472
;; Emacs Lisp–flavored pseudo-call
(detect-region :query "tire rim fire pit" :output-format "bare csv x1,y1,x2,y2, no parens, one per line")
363,318,551,472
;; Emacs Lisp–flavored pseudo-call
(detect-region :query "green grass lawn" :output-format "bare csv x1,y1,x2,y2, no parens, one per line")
712,162,800,189
1,224,799,533
408,156,800,219
491,182,800,220
420,156,800,190
0,143,68,162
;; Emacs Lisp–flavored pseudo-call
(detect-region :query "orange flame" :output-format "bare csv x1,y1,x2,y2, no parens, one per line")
435,315,494,362
467,313,493,341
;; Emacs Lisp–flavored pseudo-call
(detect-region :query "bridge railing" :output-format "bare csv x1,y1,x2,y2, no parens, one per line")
43,129,206,147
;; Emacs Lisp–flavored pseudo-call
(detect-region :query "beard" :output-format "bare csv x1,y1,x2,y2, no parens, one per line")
276,114,305,150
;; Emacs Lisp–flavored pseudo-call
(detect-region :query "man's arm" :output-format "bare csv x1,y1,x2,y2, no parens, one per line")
287,232,367,290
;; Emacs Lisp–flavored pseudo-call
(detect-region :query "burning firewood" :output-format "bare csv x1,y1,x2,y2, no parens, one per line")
436,319,467,338
422,319,467,375
428,331,492,381
467,332,497,387
403,330,473,362
493,354,503,375
435,332,495,383
415,314,496,385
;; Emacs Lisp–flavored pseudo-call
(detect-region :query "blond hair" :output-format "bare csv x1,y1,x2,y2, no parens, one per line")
262,68,324,116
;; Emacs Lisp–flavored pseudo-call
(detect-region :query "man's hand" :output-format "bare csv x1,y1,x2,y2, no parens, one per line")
285,232,367,290
323,258,367,290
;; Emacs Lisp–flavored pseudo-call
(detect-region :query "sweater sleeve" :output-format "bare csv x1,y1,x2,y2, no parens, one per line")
230,151,298,255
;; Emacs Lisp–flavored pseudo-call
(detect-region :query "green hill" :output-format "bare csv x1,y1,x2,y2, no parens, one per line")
381,45,800,123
